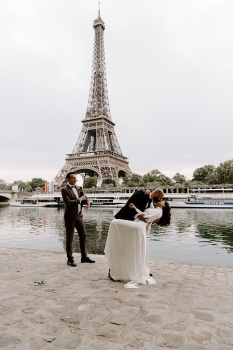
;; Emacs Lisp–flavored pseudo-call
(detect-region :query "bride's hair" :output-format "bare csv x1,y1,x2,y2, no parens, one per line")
156,201,171,226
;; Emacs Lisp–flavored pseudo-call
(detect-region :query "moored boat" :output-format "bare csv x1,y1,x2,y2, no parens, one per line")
30,193,64,206
87,193,132,208
164,194,233,209
10,198,59,207
87,192,233,209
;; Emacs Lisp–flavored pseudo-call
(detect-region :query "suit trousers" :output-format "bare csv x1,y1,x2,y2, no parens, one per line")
64,214,87,261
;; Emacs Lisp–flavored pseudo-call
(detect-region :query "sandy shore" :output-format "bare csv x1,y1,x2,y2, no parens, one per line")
1,248,233,350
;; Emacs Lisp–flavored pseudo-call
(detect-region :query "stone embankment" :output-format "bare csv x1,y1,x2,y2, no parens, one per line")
1,248,233,349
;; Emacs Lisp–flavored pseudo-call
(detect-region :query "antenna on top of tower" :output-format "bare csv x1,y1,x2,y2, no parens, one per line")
98,1,101,17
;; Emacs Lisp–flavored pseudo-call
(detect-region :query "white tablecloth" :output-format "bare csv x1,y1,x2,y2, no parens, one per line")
104,219,156,285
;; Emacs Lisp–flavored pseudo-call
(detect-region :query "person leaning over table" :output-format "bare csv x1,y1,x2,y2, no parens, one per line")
61,172,95,267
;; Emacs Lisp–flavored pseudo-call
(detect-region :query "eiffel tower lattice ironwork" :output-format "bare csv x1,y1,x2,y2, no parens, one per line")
54,10,132,188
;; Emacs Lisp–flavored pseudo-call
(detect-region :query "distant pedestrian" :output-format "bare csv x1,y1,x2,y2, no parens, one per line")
61,172,95,266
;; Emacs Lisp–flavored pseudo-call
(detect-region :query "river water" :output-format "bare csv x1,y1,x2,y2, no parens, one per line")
0,206,232,267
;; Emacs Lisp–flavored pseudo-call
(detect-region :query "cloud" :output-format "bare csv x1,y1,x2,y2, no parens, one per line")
0,0,232,183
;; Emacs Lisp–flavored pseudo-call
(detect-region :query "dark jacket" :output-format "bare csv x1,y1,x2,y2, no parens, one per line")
114,190,151,221
61,185,86,218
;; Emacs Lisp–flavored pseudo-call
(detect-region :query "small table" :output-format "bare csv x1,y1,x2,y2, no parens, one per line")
104,219,152,284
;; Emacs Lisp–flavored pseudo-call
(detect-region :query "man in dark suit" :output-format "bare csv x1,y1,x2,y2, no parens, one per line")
114,188,164,222
61,172,95,266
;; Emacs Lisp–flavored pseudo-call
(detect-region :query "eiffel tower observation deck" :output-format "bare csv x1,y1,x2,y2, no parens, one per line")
54,8,132,189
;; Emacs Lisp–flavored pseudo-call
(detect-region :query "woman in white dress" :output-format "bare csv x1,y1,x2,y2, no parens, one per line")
105,200,171,284
129,200,171,233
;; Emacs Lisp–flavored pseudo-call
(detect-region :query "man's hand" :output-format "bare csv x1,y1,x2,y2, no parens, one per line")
79,195,87,202
80,195,90,208
129,203,136,209
137,213,149,222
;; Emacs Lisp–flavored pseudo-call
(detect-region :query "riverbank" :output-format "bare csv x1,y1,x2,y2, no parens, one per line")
1,248,233,349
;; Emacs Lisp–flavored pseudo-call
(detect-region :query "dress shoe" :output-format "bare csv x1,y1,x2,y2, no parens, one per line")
67,260,77,267
108,269,116,282
81,256,95,263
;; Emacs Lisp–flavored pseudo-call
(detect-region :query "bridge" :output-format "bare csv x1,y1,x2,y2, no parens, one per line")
0,190,18,203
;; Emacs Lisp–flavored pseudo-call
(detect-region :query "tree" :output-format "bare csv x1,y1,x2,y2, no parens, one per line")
122,173,143,187
0,179,11,190
83,177,97,188
172,173,186,184
17,180,33,192
205,173,218,185
192,165,215,183
130,173,143,184
143,169,172,186
155,174,172,186
102,179,116,187
215,159,233,184
142,172,154,183
29,178,46,190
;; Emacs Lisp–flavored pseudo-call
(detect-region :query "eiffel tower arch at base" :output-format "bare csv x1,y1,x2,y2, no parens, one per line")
54,151,132,190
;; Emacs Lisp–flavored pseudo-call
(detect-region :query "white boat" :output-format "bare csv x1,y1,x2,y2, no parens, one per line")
164,194,233,209
10,198,59,207
87,192,132,208
86,191,233,209
30,193,64,206
12,190,233,209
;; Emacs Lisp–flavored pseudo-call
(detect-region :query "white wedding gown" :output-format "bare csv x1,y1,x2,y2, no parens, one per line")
104,207,162,287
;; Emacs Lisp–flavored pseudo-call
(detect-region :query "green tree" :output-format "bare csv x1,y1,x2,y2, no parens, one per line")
172,173,186,184
142,172,155,183
0,179,11,190
102,179,116,187
29,178,46,190
156,174,172,186
83,177,97,188
126,180,138,187
143,169,172,186
192,165,215,183
17,180,33,192
130,173,143,184
122,173,143,187
205,173,219,185
215,160,233,183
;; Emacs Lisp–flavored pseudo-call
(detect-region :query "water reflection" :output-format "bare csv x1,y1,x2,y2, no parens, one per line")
148,209,233,265
0,206,232,266
171,209,233,253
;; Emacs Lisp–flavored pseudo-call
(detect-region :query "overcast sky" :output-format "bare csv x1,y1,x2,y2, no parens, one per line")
1,0,233,184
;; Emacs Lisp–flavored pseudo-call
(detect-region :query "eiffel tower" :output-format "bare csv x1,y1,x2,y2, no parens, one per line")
54,8,132,189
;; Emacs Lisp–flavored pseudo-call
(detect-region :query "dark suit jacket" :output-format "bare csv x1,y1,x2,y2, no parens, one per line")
114,190,151,221
61,185,86,218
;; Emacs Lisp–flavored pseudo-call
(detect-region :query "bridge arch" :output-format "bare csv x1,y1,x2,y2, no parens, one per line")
0,194,11,204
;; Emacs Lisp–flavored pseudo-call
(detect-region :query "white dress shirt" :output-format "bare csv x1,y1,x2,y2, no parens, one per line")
68,184,81,213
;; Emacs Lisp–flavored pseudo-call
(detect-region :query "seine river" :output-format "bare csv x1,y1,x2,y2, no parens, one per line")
0,206,232,267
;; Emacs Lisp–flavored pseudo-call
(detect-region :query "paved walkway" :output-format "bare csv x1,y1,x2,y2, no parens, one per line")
1,248,233,350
